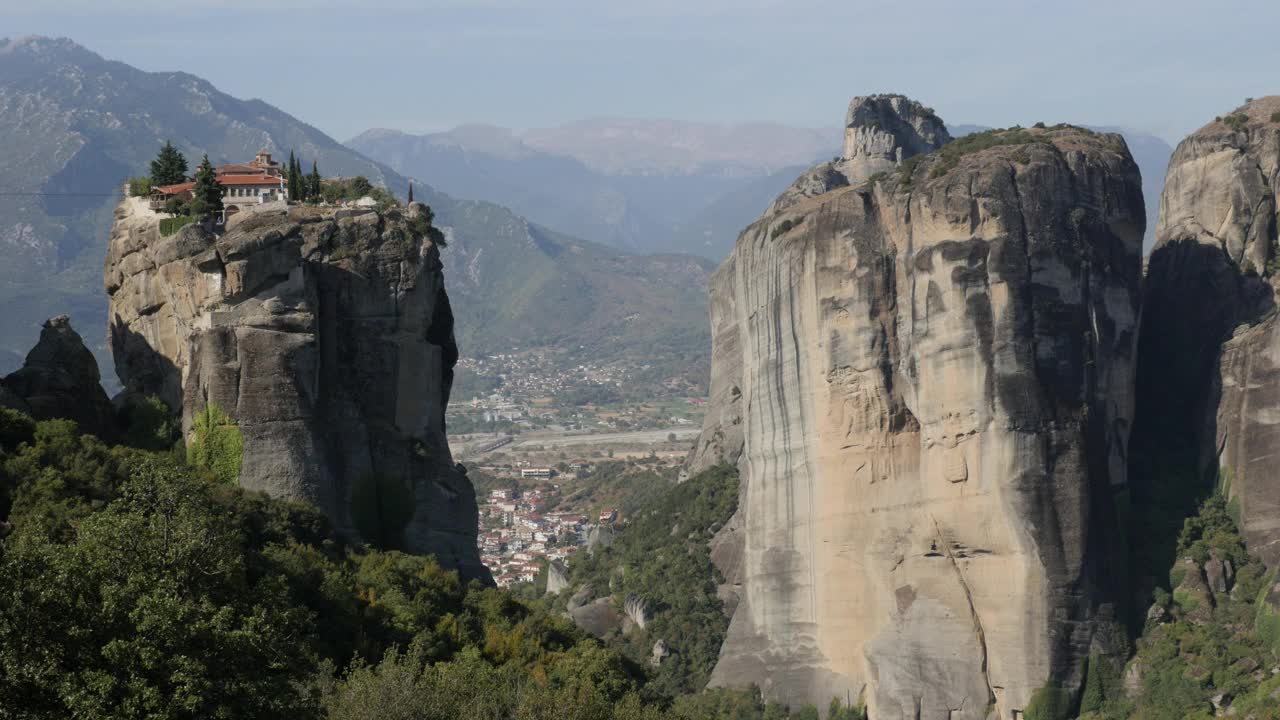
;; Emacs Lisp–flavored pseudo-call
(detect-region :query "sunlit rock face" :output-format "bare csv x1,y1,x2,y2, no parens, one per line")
105,199,487,580
691,97,1144,719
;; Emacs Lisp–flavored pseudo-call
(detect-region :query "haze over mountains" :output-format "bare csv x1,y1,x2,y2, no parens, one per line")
0,36,713,381
348,122,833,259
0,34,1174,389
351,121,1172,263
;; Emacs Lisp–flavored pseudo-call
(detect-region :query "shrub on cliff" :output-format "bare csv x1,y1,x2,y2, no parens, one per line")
126,176,152,197
186,403,243,484
1104,494,1280,720
158,214,196,237
320,175,398,209
118,395,180,452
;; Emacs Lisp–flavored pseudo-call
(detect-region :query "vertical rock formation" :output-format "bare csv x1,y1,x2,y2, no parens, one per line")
104,199,487,580
1133,98,1280,570
840,94,952,183
0,315,116,438
692,97,1145,718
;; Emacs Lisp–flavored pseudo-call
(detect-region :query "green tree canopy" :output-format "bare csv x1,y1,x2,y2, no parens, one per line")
148,141,188,186
350,176,373,197
0,456,317,718
189,154,223,218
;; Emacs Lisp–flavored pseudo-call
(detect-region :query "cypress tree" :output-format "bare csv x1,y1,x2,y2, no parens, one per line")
189,154,223,218
287,151,300,202
308,161,321,203
407,182,414,203
149,141,188,186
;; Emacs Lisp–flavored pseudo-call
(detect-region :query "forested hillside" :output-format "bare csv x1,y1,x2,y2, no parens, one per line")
0,407,865,719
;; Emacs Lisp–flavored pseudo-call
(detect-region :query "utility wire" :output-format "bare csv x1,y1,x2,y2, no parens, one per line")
0,191,126,197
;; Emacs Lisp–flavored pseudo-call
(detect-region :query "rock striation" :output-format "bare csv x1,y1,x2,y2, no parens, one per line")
691,96,1145,718
0,315,116,438
104,198,487,580
1134,97,1280,570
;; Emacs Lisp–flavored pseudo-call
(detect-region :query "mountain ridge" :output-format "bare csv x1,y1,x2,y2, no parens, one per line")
0,36,714,392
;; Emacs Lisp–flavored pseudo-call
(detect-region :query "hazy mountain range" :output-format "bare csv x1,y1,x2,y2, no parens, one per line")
0,36,713,381
0,35,1174,384
348,123,832,258
351,122,1171,263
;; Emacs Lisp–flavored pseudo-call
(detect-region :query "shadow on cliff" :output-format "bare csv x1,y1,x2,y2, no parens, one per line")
108,315,183,415
1125,238,1274,630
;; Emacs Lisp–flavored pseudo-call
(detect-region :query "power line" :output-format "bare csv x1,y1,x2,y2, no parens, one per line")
0,191,126,197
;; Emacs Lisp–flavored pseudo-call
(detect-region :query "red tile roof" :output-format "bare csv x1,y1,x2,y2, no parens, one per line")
154,182,194,195
151,170,282,196
218,174,285,186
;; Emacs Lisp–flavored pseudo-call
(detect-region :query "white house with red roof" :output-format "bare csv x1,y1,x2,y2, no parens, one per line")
150,151,288,215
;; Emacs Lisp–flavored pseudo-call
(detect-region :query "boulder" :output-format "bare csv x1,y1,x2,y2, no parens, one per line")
567,586,593,612
651,639,671,667
569,597,622,638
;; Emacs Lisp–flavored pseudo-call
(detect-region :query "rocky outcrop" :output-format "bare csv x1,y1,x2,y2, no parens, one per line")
545,559,570,595
0,316,115,438
692,97,1144,717
839,94,951,183
104,197,487,581
1132,97,1280,571
624,593,649,630
585,523,614,552
569,597,622,638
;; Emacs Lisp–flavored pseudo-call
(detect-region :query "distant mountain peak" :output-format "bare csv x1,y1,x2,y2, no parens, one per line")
0,35,101,62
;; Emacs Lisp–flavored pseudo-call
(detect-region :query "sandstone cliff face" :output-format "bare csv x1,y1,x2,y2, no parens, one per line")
692,98,1144,718
1134,97,1280,570
105,199,487,580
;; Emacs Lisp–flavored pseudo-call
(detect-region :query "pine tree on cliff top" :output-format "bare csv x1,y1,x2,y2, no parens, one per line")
149,141,188,186
190,154,223,218
408,182,414,203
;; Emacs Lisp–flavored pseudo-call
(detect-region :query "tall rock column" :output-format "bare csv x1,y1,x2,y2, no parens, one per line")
105,199,487,581
1132,98,1280,572
692,99,1144,719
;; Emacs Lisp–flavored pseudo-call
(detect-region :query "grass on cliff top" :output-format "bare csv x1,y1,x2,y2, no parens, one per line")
896,124,1110,186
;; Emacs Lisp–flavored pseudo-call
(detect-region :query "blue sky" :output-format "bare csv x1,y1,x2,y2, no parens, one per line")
3,0,1277,142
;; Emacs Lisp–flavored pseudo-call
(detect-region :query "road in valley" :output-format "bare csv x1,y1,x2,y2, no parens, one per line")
452,426,700,459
